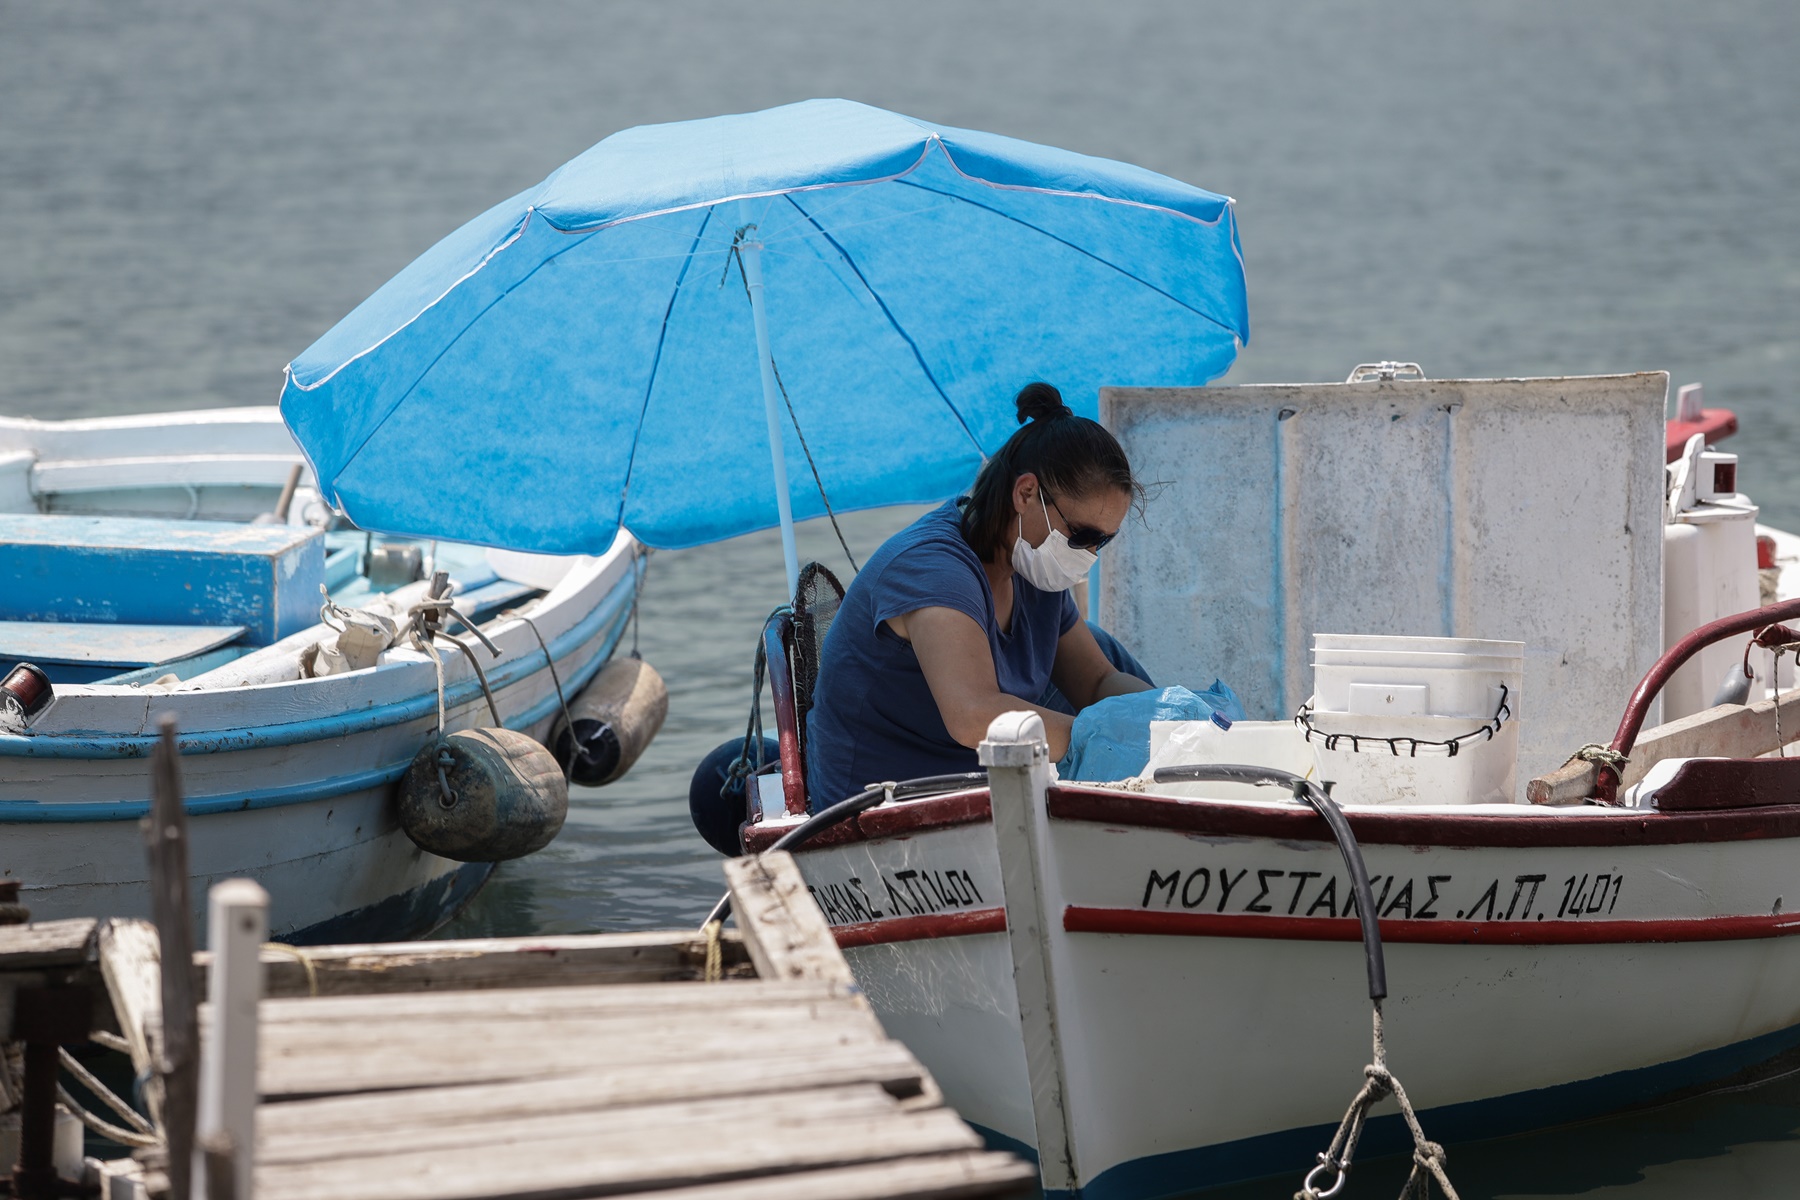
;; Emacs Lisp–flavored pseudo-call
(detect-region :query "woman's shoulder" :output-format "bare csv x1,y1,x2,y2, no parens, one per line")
866,501,981,576
852,501,990,620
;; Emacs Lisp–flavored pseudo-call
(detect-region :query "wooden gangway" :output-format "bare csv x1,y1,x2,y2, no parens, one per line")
0,853,1032,1200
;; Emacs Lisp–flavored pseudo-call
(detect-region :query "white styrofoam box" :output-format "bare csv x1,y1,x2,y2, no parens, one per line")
1100,373,1667,797
1141,719,1315,801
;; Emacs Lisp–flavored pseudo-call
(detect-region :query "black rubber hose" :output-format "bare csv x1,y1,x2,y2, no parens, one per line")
1152,764,1388,1001
699,771,989,930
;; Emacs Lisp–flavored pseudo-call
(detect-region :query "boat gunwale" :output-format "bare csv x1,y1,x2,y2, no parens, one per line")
750,781,1800,852
0,544,634,760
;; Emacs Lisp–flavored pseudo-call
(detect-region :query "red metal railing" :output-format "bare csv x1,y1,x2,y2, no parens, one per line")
1594,595,1800,803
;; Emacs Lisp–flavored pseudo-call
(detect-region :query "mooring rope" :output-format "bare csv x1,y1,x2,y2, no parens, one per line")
261,942,321,998
701,919,724,983
1296,1002,1459,1200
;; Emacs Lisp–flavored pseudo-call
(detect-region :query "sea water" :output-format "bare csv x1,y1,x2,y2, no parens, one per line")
5,3,1800,1195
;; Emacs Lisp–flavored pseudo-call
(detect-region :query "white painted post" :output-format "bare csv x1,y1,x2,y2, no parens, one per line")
195,879,267,1200
978,711,1078,1192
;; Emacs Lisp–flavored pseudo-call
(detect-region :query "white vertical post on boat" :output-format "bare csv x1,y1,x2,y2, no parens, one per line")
979,711,1079,1192
740,234,801,601
195,878,267,1200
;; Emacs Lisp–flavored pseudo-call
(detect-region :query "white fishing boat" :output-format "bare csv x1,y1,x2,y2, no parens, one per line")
0,406,660,942
736,371,1800,1197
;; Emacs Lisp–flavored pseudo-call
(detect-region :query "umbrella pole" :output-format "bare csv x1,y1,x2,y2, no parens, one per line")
740,237,801,601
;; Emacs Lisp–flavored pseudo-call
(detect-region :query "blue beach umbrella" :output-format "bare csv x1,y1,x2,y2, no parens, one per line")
280,99,1249,594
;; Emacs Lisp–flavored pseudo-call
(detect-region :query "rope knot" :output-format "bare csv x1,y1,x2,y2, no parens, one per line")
1574,742,1629,772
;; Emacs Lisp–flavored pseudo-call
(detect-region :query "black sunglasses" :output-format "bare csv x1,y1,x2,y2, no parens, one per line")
1045,492,1119,552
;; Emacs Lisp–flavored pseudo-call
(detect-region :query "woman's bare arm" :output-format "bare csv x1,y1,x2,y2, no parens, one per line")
1049,620,1154,710
894,606,1075,758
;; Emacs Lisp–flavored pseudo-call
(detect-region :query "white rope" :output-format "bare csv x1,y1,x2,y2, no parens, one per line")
1296,1003,1459,1200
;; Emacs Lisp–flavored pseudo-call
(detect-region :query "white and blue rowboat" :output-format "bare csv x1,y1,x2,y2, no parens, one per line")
0,406,645,942
739,374,1800,1196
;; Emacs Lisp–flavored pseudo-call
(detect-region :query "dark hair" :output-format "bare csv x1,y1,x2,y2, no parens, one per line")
959,382,1141,560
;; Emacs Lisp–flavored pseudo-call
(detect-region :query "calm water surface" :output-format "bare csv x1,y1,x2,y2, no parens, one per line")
5,3,1800,1194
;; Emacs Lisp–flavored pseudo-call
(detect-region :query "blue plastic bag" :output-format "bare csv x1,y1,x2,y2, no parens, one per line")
1058,682,1245,783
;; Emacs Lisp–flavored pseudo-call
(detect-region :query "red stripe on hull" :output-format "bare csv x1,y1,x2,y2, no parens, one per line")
833,907,1007,949
1063,905,1800,945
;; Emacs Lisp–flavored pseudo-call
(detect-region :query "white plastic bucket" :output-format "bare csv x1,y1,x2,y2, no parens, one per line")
1312,636,1523,720
1313,633,1523,657
1307,633,1524,805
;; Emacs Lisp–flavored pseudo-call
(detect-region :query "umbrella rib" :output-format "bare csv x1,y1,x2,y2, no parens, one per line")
892,178,1247,343
778,192,987,458
617,206,720,533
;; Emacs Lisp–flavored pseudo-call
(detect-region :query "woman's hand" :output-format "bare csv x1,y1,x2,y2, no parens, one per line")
896,606,1075,757
1051,621,1154,710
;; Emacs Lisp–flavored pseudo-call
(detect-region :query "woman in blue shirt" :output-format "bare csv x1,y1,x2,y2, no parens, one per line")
806,382,1154,808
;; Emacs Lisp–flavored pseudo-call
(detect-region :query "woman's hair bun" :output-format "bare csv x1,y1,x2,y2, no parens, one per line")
1015,381,1072,425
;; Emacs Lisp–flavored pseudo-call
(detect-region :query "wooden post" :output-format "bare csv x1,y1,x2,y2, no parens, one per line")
979,710,1078,1194
195,880,266,1200
144,715,198,1200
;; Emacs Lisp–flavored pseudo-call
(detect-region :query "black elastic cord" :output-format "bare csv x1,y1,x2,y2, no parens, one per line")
1151,764,1387,1001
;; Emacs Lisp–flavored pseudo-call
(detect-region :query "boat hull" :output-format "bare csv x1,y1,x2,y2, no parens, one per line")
778,787,1800,1197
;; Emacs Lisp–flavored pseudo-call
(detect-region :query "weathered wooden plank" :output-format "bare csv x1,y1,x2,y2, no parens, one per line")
0,918,96,971
258,1014,885,1098
256,1042,928,1147
97,919,163,1119
260,1081,909,1166
200,929,753,999
1528,688,1800,803
256,1088,982,1200
253,985,871,1036
640,1153,1037,1200
725,850,855,987
250,977,837,1025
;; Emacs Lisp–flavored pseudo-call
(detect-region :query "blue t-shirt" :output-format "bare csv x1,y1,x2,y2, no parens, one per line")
806,500,1078,808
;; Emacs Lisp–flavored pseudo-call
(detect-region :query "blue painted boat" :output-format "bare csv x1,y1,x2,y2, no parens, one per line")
0,406,643,942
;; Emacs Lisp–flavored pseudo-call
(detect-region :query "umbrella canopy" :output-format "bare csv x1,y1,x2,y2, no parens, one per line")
280,99,1249,561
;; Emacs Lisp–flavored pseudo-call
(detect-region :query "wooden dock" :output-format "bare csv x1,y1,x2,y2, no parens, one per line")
0,853,1033,1200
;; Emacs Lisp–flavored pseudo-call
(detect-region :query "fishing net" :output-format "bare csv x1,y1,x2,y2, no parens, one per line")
791,562,846,766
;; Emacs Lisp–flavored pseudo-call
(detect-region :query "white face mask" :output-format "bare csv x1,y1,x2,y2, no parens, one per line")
1011,491,1098,592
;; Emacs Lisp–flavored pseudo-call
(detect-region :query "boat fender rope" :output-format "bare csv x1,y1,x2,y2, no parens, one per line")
513,611,577,778
724,613,784,801
1296,1003,1459,1200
